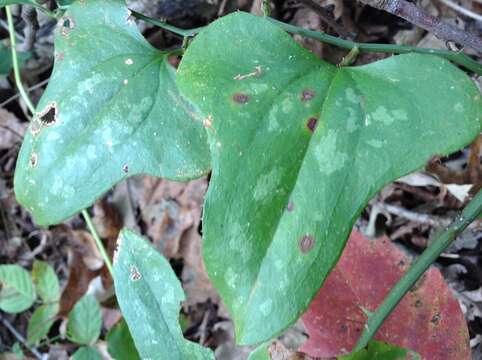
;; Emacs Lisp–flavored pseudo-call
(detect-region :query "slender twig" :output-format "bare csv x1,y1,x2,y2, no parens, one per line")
358,0,482,53
0,316,43,360
81,209,114,276
338,46,360,66
0,78,50,109
131,11,481,74
297,0,354,39
354,189,482,351
438,0,482,22
5,6,36,115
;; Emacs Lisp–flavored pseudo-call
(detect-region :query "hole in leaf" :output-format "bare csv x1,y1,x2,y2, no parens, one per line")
299,235,315,253
122,164,129,173
233,93,249,104
59,16,75,36
38,102,57,126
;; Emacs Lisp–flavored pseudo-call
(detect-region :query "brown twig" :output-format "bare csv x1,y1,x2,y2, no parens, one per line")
297,0,355,39
358,0,482,53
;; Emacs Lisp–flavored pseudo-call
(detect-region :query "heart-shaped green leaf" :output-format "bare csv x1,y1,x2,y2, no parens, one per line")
67,294,101,345
0,264,36,313
113,229,214,360
14,0,210,226
177,12,481,344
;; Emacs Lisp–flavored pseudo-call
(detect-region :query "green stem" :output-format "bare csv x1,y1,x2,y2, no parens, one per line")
5,6,36,115
131,11,481,74
354,189,482,351
130,10,204,37
339,46,360,67
81,209,114,276
263,0,270,16
268,18,482,75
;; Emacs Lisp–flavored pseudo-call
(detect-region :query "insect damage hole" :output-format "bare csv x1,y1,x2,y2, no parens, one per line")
129,265,142,281
59,16,75,36
299,234,315,253
37,102,58,126
122,164,129,173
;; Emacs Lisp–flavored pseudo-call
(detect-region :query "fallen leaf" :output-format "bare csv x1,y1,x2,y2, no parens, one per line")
301,231,470,360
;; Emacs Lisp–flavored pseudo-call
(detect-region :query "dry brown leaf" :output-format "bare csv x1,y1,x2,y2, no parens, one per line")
0,108,26,150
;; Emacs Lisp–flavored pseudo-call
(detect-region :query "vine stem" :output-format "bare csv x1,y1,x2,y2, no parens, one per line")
354,189,482,351
81,209,114,276
130,11,481,75
5,5,36,115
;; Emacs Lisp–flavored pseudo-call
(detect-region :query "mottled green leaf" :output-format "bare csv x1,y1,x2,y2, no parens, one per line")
106,319,140,360
31,260,59,303
177,12,481,344
0,265,36,313
67,294,101,345
340,341,420,360
27,303,59,344
113,229,214,360
14,0,210,226
71,347,102,360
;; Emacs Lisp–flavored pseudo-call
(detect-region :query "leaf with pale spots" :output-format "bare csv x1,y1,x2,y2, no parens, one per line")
14,0,210,226
177,12,481,345
112,229,214,360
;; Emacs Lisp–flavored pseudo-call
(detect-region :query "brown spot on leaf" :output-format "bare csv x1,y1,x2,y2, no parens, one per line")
59,16,75,36
301,89,315,101
299,235,315,253
30,152,38,168
233,93,249,104
306,117,318,132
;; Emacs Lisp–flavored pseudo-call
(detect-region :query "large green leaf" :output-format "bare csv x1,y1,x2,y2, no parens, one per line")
177,12,481,344
14,0,210,226
0,265,36,313
67,294,101,345
113,229,214,360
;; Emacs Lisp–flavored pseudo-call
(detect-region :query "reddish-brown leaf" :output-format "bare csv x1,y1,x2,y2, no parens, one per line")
301,231,469,360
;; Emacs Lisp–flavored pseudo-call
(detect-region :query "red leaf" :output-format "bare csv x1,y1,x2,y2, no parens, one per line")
301,231,469,360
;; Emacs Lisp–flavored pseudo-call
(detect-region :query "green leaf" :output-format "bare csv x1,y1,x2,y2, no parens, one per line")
340,341,421,360
0,42,29,76
113,229,214,360
27,303,59,344
71,347,102,360
67,294,101,345
0,0,37,6
106,319,140,360
31,260,59,303
177,12,482,344
247,342,270,360
14,0,210,226
12,342,24,359
0,265,36,313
